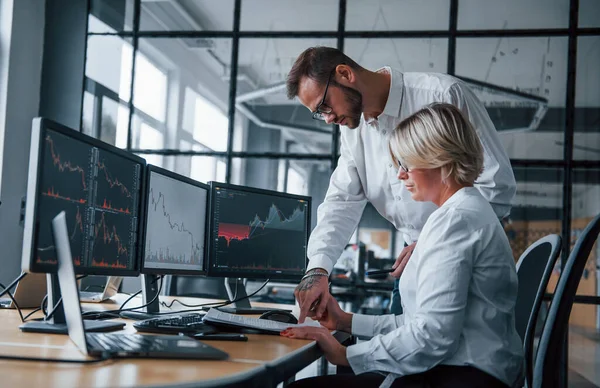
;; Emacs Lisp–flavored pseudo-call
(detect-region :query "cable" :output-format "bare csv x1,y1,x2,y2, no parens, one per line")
43,275,87,321
0,282,25,323
0,354,112,364
0,272,27,298
213,278,270,309
156,279,271,315
232,279,239,301
22,307,42,322
44,297,63,321
82,276,164,319
40,294,48,317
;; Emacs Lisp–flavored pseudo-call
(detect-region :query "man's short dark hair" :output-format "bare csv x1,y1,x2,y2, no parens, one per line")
286,46,362,100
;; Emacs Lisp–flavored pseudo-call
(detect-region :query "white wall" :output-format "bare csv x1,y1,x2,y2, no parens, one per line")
0,0,45,285
0,0,13,196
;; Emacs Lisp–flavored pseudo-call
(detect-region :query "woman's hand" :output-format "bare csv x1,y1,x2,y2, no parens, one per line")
280,326,349,366
391,241,417,278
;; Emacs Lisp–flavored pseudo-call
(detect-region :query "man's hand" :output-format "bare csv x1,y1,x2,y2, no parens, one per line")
280,326,349,366
294,269,330,323
391,242,416,278
318,296,353,332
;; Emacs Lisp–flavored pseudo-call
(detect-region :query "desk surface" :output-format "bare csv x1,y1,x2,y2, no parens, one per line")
0,295,349,388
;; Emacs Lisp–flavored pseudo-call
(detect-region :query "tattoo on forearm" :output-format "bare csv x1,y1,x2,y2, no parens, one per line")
297,275,323,292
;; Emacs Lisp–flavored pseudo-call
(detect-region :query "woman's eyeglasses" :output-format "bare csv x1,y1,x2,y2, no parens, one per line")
398,160,409,174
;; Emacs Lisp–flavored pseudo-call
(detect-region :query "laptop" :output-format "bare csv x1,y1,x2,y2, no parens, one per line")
53,211,229,361
0,272,47,309
79,276,122,303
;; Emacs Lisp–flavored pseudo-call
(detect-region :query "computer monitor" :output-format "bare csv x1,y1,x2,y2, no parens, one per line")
205,182,310,313
19,118,145,333
141,165,208,276
122,165,209,320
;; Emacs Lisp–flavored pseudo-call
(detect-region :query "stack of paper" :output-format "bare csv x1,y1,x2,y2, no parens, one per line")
203,308,322,334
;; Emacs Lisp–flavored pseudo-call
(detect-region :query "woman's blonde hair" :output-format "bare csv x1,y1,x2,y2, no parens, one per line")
388,103,484,186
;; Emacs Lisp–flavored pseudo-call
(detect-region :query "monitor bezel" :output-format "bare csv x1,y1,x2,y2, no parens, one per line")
140,165,209,276
205,181,311,280
21,117,145,276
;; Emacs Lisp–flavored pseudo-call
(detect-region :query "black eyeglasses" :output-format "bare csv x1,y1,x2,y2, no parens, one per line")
312,70,335,121
397,160,409,174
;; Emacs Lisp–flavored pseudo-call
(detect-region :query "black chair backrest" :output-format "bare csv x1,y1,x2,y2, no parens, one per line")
515,234,562,342
532,213,600,388
517,234,562,387
167,275,229,300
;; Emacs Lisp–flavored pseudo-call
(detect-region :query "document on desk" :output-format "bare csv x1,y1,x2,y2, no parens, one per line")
203,308,321,334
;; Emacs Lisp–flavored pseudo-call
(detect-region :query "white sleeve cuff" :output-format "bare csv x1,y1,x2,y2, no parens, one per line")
347,340,375,375
306,254,335,274
351,314,377,338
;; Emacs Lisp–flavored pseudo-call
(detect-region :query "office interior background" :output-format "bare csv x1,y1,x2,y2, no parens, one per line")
0,0,598,384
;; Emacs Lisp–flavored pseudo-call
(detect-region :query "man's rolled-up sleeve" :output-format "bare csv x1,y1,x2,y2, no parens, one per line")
307,135,368,274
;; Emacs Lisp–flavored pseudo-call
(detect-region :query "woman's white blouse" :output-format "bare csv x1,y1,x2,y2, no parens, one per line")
346,187,524,386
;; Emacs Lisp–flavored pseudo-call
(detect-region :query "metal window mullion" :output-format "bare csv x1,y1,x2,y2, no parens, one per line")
447,0,458,75
88,29,587,39
330,0,346,174
126,0,141,151
79,0,92,133
562,0,578,267
559,1,579,386
225,0,241,184
92,93,102,139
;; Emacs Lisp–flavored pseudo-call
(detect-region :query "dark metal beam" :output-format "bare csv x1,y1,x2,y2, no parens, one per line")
447,0,458,75
130,149,332,160
330,0,346,173
544,294,600,306
457,76,549,103
125,0,140,151
89,28,591,39
225,0,241,183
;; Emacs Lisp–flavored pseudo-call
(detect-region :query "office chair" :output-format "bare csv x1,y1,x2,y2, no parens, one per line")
167,276,229,300
515,234,562,343
516,235,562,387
531,213,600,388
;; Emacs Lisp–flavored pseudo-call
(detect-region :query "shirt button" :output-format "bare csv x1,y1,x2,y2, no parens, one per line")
389,164,392,168
382,130,387,135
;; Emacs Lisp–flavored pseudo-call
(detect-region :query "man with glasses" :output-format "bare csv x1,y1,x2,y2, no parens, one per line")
287,46,516,324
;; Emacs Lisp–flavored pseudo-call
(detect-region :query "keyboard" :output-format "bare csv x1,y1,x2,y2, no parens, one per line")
133,313,217,335
90,333,165,351
79,291,101,299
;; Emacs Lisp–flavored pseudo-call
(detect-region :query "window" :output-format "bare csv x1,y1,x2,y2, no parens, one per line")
286,166,307,196
119,45,167,123
138,123,164,166
183,87,229,151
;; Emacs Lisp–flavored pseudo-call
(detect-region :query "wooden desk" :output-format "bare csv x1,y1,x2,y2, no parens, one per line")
0,295,350,387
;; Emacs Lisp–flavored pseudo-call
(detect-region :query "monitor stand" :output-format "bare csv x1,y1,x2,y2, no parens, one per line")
119,274,163,320
216,278,280,315
19,274,125,334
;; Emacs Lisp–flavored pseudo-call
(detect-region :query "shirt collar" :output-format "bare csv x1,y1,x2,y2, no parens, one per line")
379,66,404,118
441,186,477,209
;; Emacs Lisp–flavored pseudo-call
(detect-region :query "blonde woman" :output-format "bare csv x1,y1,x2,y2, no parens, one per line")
281,103,523,388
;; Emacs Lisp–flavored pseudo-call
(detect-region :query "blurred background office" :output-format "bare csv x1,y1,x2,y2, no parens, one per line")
0,0,598,385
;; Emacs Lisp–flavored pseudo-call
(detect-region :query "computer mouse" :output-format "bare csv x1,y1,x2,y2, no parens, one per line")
259,310,298,324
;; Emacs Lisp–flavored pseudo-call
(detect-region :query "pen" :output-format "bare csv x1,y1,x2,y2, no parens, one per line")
365,268,395,276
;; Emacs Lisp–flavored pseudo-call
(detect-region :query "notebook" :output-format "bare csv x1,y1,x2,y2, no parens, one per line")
203,308,322,334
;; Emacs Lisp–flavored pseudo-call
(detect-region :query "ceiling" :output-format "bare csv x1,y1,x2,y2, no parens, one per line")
133,0,599,165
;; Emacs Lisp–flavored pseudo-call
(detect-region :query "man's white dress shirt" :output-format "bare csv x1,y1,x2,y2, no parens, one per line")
306,68,516,274
347,187,524,387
